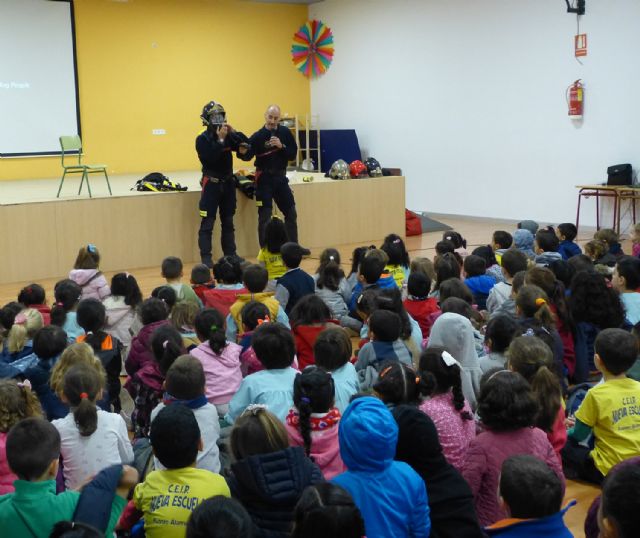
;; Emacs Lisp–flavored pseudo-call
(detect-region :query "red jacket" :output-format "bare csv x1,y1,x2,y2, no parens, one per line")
202,287,248,317
29,304,51,326
403,297,440,339
293,321,339,370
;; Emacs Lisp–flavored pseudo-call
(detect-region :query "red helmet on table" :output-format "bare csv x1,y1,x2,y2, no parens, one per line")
349,160,368,178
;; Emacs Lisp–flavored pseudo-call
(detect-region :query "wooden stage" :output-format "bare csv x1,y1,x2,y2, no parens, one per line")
0,171,405,284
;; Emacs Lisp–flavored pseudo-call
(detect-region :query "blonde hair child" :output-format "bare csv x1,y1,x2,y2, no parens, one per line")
6,308,43,357
49,342,106,401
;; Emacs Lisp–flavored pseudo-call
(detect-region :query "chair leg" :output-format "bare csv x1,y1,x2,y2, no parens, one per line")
78,172,84,195
86,172,93,198
57,170,67,198
104,170,112,196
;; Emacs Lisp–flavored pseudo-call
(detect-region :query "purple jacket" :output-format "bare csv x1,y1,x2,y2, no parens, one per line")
461,427,565,527
69,269,111,301
125,320,168,376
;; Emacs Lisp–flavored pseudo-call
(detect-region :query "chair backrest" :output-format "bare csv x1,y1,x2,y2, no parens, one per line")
59,135,83,166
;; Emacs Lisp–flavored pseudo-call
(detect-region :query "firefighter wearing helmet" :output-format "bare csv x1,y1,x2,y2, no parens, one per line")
195,100,250,267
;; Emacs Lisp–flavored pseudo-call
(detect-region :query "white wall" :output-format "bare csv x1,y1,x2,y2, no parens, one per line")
309,0,639,228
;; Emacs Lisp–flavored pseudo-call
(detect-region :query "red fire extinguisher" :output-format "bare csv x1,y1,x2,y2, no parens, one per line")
567,79,584,119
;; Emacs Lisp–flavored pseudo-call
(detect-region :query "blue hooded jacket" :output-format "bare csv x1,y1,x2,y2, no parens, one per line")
485,501,575,537
332,397,431,538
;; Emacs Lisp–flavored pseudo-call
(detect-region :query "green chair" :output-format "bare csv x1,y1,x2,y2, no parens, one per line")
57,135,111,198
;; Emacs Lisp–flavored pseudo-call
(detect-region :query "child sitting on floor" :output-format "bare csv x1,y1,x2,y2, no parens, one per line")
290,295,338,370
480,315,518,373
403,272,439,339
69,244,110,301
161,256,201,306
556,223,582,260
485,455,573,537
202,255,247,316
463,255,496,310
487,249,528,315
258,216,289,289
275,242,316,315
51,279,84,343
190,263,215,303
103,272,142,354
17,284,51,325
380,233,410,289
492,230,513,265
225,322,299,423
285,366,345,479
612,256,640,326
315,248,359,331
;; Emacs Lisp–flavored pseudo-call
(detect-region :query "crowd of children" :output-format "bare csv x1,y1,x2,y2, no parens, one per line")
0,220,639,537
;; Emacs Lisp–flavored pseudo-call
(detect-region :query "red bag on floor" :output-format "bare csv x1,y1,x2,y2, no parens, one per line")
405,209,422,236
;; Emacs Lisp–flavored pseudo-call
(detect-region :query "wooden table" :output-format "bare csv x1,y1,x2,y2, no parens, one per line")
575,184,640,233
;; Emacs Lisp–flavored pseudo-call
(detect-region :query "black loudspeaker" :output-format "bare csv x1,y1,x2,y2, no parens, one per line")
607,164,632,186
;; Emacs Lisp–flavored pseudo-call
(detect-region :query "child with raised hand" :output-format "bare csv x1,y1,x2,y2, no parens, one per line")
285,366,345,479
17,283,51,325
570,271,625,383
0,379,42,494
190,308,241,416
226,263,290,342
190,263,215,303
203,255,247,315
563,328,640,485
226,322,299,423
403,272,439,339
126,297,169,377
187,496,253,538
427,312,483,410
161,255,202,306
0,308,43,365
119,405,230,538
227,406,322,535
51,279,83,343
314,327,358,413
380,233,410,288
333,396,431,538
258,215,289,288
21,325,69,420
103,272,142,352
290,295,338,370
481,315,519,373
462,371,564,527
315,248,357,329
485,455,573,537
612,256,640,326
76,298,123,412
151,356,221,473
356,310,413,390
53,364,133,490
0,418,135,537
69,244,110,301
487,249,528,315
507,335,566,456
292,483,365,538
418,346,475,470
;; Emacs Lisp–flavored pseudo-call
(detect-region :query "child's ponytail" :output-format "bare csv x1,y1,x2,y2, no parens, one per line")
516,285,556,329
150,325,185,375
194,308,227,355
7,309,43,354
292,367,335,458
530,365,562,432
63,364,103,437
317,260,344,292
450,364,473,421
51,279,82,328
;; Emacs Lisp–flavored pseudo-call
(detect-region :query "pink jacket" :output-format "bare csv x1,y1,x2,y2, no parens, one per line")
461,427,565,527
190,341,243,405
103,296,136,347
0,432,17,495
69,269,111,301
285,411,345,480
419,392,475,471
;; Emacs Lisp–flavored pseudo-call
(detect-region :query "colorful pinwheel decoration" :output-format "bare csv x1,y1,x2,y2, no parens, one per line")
291,19,334,78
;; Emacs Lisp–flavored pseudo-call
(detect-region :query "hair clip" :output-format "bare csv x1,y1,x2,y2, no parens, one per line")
162,340,169,349
125,272,131,278
329,255,335,261
379,365,393,378
14,313,27,325
393,238,401,244
441,351,460,368
535,297,546,307
86,331,94,336
523,328,535,337
256,315,271,326
16,379,32,390
242,403,268,416
79,392,89,399
300,396,311,404
210,324,218,332
415,376,421,385
56,301,64,307
87,244,97,253
26,286,33,294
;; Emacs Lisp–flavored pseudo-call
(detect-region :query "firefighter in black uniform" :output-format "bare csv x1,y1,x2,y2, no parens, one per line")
195,101,249,267
243,104,303,248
